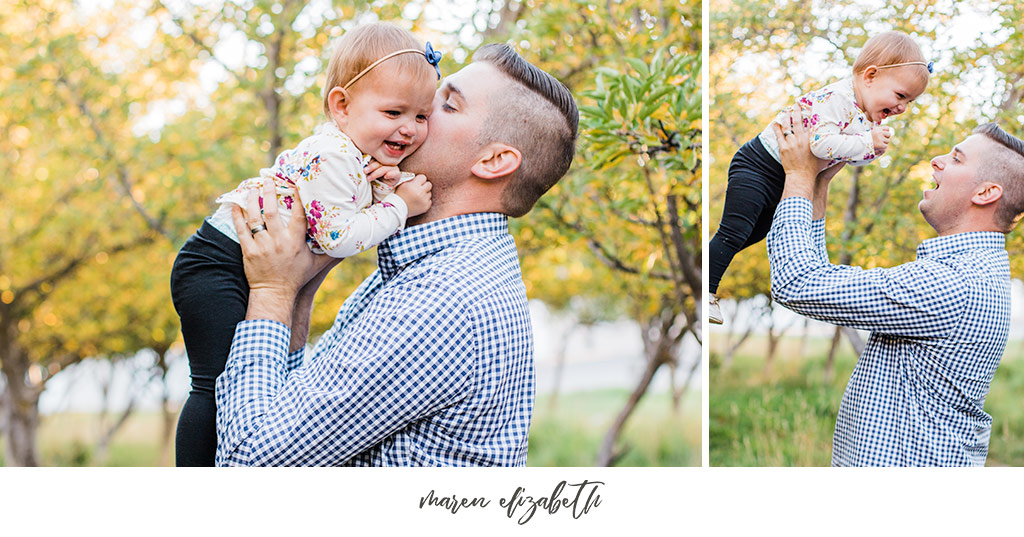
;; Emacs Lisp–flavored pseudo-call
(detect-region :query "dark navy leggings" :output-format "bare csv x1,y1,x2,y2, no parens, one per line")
169,221,248,466
708,136,787,294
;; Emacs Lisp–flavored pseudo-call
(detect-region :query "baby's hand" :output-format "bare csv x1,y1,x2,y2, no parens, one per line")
395,175,432,217
872,125,892,155
364,160,404,185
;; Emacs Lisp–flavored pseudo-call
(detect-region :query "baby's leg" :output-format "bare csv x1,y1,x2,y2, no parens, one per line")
709,138,786,294
169,221,249,466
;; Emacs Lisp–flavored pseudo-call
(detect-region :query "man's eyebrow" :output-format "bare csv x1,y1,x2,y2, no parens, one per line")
442,81,464,101
954,146,966,160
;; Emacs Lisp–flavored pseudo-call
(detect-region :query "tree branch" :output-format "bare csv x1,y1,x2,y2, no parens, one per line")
542,199,674,280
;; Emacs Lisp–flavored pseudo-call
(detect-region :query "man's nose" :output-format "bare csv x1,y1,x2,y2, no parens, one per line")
931,155,943,170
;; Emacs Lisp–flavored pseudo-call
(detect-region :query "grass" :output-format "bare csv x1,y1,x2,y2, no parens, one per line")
710,335,1024,466
1,389,700,467
528,389,701,466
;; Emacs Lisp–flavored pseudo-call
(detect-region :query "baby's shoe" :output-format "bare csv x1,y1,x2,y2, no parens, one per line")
708,295,723,325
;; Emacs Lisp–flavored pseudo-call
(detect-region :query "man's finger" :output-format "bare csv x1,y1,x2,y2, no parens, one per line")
232,204,257,250
260,180,284,234
790,106,806,136
289,186,307,233
772,121,786,147
245,186,263,225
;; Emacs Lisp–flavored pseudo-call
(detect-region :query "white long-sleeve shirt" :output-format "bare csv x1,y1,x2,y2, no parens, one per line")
758,78,882,170
209,122,409,258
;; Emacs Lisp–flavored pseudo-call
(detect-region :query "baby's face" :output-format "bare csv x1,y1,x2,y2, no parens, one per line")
861,65,928,123
341,63,437,166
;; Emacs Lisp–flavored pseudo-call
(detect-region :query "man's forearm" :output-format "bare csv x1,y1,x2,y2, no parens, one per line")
246,288,294,326
289,293,315,354
781,169,816,202
812,176,830,220
287,259,340,353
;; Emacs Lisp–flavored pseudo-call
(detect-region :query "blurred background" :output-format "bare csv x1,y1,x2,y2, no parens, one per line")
0,0,700,466
709,0,1024,465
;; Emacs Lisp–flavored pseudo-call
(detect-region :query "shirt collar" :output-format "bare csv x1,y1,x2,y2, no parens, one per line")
916,231,1005,260
376,212,509,281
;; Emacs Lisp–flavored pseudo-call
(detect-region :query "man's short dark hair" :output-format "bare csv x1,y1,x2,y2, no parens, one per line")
473,44,579,217
974,123,1024,231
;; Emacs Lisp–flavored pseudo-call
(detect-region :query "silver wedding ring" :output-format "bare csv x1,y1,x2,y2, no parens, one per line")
249,224,267,236
784,130,794,137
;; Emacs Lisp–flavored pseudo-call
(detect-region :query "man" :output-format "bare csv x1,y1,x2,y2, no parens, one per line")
768,109,1024,466
213,44,578,466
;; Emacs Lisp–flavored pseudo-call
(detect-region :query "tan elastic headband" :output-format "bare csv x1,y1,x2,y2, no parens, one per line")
877,61,934,73
337,48,430,91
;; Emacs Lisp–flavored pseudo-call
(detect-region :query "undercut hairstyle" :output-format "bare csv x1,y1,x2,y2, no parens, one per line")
473,44,579,217
853,31,930,88
321,23,430,117
973,122,1024,232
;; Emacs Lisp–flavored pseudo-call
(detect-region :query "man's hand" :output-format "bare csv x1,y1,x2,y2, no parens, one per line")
774,107,828,202
871,125,892,155
231,181,336,326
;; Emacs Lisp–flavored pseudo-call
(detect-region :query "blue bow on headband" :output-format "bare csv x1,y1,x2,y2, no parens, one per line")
927,61,934,74
425,42,442,79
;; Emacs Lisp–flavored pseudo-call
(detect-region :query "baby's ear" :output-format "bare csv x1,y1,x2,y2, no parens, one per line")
327,87,352,127
861,65,879,84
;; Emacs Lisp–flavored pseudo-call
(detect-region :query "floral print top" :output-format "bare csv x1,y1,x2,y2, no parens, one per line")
208,122,410,258
758,77,882,170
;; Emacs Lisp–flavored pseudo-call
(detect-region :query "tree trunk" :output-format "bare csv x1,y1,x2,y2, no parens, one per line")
596,309,683,466
156,349,176,467
0,351,41,467
723,301,756,368
797,317,810,360
547,323,577,412
825,325,842,382
94,398,136,466
763,310,780,376
672,352,701,413
596,349,664,467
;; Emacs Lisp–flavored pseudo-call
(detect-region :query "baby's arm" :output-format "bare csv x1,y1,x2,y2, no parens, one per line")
364,160,418,203
298,149,410,258
807,122,875,163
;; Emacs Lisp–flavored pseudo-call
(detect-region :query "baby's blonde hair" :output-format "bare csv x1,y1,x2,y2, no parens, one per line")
853,31,930,86
321,23,429,117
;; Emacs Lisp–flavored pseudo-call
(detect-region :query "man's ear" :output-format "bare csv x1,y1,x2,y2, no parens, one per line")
471,143,522,180
327,87,352,128
973,182,1003,206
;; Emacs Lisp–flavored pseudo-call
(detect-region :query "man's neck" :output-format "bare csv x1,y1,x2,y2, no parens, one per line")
934,215,1004,237
406,188,505,228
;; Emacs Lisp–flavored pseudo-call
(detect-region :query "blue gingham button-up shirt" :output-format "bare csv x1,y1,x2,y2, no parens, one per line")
767,197,1011,466
215,212,535,466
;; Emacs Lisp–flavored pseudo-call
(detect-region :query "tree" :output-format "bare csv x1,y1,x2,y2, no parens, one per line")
0,0,419,465
0,0,178,465
470,0,702,465
710,0,1024,362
